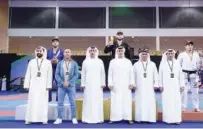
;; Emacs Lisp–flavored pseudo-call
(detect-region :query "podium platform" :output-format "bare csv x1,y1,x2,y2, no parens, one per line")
158,111,203,121
15,104,71,120
15,99,161,121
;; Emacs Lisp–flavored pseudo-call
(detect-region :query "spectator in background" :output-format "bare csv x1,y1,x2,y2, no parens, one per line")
197,50,203,88
104,31,131,59
47,38,64,102
175,50,180,59
198,48,202,56
138,48,142,54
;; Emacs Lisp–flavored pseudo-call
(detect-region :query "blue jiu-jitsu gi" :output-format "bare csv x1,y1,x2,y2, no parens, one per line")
47,48,64,101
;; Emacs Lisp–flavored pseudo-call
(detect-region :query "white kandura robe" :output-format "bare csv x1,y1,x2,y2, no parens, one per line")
159,60,184,123
133,61,158,122
24,58,52,122
108,58,134,121
81,58,106,123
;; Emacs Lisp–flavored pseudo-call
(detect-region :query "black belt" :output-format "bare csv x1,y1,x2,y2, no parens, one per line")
182,70,197,82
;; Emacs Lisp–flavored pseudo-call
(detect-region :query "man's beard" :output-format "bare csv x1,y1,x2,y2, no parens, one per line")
141,58,147,61
187,48,192,52
117,38,123,41
90,54,95,58
53,45,58,48
65,56,71,59
37,53,43,58
118,55,123,58
167,57,173,61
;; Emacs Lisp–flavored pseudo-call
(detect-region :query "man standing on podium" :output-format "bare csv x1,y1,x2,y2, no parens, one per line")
81,46,106,124
133,48,158,123
104,31,131,59
159,49,184,124
24,46,52,125
178,41,200,112
54,49,79,124
47,38,64,102
108,46,134,124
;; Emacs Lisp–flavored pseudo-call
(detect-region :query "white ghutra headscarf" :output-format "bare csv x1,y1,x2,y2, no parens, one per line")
35,46,47,59
138,49,151,62
115,46,125,59
85,46,99,59
161,49,176,63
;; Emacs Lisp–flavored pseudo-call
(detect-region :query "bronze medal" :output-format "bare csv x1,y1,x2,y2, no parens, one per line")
144,73,147,78
170,73,174,78
37,72,41,77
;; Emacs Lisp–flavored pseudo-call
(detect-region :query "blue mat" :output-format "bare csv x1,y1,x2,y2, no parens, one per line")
0,91,22,96
0,121,202,128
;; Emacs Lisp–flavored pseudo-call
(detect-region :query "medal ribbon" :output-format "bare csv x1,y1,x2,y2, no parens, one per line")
37,59,43,72
142,61,148,73
167,60,173,73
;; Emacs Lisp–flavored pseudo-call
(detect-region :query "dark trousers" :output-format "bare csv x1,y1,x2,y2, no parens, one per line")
49,68,58,102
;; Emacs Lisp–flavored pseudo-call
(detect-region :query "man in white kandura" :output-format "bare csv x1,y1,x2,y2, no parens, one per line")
178,41,200,112
24,46,52,124
133,49,158,123
108,46,134,124
81,46,106,124
159,49,184,124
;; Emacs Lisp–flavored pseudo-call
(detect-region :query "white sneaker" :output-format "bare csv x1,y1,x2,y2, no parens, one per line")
54,118,62,124
72,118,78,124
25,121,31,125
42,122,48,124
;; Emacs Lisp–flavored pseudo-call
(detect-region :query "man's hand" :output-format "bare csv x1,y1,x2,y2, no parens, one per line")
159,87,164,92
46,88,51,91
193,85,199,88
101,85,106,89
180,87,184,93
129,85,134,90
51,58,58,64
63,81,69,88
108,86,113,90
107,40,113,46
81,86,86,89
193,81,200,88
